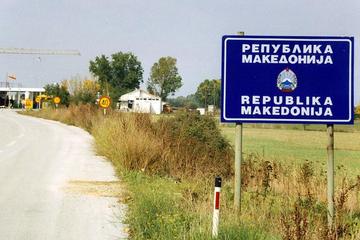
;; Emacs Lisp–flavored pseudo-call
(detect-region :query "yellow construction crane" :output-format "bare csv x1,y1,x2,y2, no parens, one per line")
0,48,80,55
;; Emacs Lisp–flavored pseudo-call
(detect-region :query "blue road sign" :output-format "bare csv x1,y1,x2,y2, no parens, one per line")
221,36,354,124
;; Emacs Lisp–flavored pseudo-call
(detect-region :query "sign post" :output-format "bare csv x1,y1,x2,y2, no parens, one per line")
35,96,41,109
221,35,354,227
327,124,335,227
234,123,242,210
234,32,244,211
53,96,61,110
24,99,33,110
99,96,111,115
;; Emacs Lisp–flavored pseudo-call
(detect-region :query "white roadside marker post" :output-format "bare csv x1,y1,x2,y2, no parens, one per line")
212,176,222,238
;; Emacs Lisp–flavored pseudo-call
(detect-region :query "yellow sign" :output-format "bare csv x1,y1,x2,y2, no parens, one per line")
99,96,111,108
25,99,33,109
35,96,41,103
38,94,49,99
53,96,61,104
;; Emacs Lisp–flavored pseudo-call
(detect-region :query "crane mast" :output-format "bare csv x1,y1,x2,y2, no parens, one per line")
0,48,80,55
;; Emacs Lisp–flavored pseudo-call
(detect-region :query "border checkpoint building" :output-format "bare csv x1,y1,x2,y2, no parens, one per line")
0,81,45,108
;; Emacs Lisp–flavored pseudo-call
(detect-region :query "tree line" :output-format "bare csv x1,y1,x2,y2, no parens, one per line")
44,51,221,109
45,52,183,106
167,79,221,109
42,50,360,114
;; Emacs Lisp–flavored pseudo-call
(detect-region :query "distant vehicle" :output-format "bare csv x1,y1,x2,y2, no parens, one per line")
162,104,172,113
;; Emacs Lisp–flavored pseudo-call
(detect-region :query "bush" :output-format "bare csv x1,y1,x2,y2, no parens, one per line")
155,112,233,179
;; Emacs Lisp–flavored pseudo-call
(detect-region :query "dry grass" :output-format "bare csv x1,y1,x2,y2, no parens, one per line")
26,106,233,180
92,113,164,173
22,106,360,239
237,154,360,239
23,104,103,132
92,112,233,180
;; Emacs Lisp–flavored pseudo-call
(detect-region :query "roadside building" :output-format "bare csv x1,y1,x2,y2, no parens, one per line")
118,89,162,114
0,82,45,108
196,108,206,115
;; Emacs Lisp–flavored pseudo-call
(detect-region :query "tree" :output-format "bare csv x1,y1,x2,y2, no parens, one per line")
167,94,200,109
195,79,221,108
62,77,100,105
88,55,111,90
147,56,182,101
78,79,100,104
89,52,143,101
355,104,360,116
44,83,70,106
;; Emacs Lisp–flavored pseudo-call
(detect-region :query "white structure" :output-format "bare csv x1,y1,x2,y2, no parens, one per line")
208,105,215,114
119,89,162,114
196,108,206,115
0,84,45,108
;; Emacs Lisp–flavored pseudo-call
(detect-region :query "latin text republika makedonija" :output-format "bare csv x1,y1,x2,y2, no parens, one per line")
240,96,333,117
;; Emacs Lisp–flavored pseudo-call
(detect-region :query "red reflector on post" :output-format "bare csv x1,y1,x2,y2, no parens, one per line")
215,192,220,209
212,176,222,237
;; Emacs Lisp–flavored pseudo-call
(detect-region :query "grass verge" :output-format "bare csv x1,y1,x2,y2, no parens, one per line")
20,106,360,239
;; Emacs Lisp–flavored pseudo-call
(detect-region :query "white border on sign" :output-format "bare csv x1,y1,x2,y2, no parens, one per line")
223,37,353,122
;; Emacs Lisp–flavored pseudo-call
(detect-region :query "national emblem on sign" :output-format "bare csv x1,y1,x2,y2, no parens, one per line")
277,68,297,93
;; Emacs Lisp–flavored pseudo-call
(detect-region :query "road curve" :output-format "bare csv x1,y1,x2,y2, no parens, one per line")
0,110,127,240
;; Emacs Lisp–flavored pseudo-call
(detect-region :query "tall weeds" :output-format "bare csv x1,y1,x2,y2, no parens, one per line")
92,112,233,180
22,105,360,239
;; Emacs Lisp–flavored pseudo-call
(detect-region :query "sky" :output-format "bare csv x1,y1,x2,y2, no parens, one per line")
0,0,359,104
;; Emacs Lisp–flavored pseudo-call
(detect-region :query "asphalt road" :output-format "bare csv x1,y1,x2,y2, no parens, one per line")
0,110,127,240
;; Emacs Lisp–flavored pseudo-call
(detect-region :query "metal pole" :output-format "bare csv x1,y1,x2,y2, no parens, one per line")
327,124,335,228
234,31,244,210
205,88,207,114
234,123,243,210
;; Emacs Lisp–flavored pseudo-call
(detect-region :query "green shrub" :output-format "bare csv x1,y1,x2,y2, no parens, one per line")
155,112,233,179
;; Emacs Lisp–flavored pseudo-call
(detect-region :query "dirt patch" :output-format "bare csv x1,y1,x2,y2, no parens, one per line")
64,180,123,198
